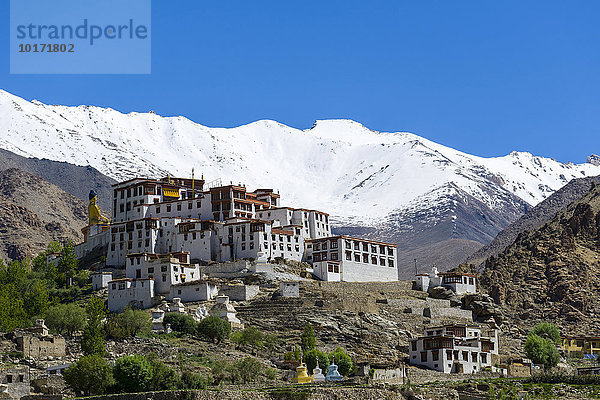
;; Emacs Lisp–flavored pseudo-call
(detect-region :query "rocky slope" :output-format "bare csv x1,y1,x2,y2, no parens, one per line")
0,168,87,261
479,182,600,334
0,148,115,211
467,175,600,268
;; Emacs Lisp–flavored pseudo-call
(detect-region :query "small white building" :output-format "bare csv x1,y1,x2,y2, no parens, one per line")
108,278,155,312
409,324,498,374
91,271,113,291
306,236,397,282
280,281,300,297
168,281,219,303
415,267,477,295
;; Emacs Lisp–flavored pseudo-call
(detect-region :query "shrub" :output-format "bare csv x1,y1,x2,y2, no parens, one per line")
265,367,278,380
63,355,113,396
45,303,86,335
525,333,560,369
197,316,231,343
300,323,316,352
236,357,263,383
146,354,180,391
113,355,153,393
530,322,561,345
330,347,354,376
181,371,209,389
163,313,196,335
303,349,329,373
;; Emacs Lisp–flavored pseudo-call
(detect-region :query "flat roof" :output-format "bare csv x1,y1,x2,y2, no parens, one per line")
307,235,397,247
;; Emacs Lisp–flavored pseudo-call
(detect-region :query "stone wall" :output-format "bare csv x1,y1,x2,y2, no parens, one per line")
81,387,402,400
15,335,66,359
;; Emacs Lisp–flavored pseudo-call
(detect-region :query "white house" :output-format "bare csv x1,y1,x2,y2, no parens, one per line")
125,252,201,295
91,271,113,291
305,236,397,282
415,267,477,295
409,324,498,374
168,281,219,303
108,278,155,312
280,281,300,297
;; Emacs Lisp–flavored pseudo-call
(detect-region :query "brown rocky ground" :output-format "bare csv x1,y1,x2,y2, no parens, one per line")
476,182,600,335
0,168,87,261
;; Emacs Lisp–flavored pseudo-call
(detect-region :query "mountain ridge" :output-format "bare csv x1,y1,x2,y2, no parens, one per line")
2,88,599,272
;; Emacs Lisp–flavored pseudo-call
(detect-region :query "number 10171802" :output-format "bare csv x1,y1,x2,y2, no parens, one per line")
19,43,75,53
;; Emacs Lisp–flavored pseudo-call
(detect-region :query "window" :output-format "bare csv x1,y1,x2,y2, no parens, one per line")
314,243,320,251
354,253,360,262
331,252,338,260
462,351,468,361
363,243,368,251
432,350,439,361
331,241,338,249
161,266,167,272
145,239,150,247
6,375,12,383
388,247,394,256
380,257,386,266
148,267,154,273
346,251,352,261
156,206,160,213
322,242,328,250
411,341,417,351
420,352,427,362
166,205,171,212
177,204,182,211
162,275,167,282
197,201,201,208
188,202,193,209
389,259,395,268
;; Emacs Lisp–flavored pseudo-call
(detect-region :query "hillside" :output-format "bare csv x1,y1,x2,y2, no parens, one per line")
479,182,600,334
466,175,600,268
1,89,600,273
0,148,115,211
0,168,87,261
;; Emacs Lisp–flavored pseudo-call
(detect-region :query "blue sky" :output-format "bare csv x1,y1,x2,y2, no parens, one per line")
1,1,599,163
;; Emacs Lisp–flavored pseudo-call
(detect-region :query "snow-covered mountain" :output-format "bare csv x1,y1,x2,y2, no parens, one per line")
1,89,598,273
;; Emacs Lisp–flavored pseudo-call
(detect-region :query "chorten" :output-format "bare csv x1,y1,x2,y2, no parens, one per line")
325,358,343,381
293,362,313,384
312,361,326,382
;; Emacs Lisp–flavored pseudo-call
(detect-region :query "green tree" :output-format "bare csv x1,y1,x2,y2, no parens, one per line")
301,323,316,352
57,241,78,287
23,280,49,318
330,347,354,376
531,322,561,345
163,313,197,335
232,326,264,349
304,349,329,373
113,355,153,393
45,304,86,335
197,316,231,343
118,309,151,337
81,296,107,356
525,333,560,369
63,355,114,396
